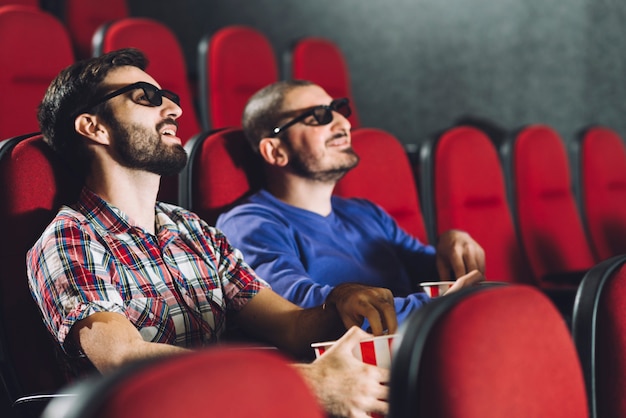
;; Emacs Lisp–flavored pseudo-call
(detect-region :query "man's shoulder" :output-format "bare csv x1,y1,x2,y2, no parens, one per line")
217,190,289,226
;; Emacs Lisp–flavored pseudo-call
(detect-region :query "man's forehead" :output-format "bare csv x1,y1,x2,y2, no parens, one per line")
102,66,160,89
283,85,332,111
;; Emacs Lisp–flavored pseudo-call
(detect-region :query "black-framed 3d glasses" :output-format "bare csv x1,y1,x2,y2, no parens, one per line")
272,97,351,136
76,81,181,114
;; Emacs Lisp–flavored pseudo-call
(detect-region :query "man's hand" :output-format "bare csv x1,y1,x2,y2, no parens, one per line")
295,326,389,418
443,269,485,295
436,229,486,281
325,283,397,336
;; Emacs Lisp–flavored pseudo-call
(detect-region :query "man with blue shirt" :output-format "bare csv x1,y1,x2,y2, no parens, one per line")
217,80,485,326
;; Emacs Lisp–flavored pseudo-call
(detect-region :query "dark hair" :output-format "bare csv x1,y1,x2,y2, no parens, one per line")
37,48,148,175
242,79,315,152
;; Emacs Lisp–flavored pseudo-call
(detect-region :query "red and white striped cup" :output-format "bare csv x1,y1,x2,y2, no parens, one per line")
419,280,456,297
312,334,397,417
311,333,396,368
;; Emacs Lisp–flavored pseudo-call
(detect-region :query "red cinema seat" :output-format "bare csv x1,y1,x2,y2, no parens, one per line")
500,124,596,287
41,347,325,418
334,127,429,243
0,0,38,7
390,284,589,418
0,133,82,416
64,0,129,59
573,254,626,418
419,126,533,284
179,128,264,226
198,25,278,130
285,37,361,128
0,5,74,140
574,126,626,261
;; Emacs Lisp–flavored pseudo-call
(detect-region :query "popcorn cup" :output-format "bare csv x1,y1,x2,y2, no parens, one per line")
419,281,456,297
311,333,396,368
312,334,396,417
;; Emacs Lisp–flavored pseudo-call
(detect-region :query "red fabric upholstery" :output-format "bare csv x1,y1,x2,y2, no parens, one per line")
577,126,626,260
288,37,360,128
199,25,278,130
390,284,589,418
593,263,626,418
573,255,626,418
94,17,202,203
0,0,38,6
0,134,81,402
180,128,263,226
334,128,428,243
508,125,595,283
0,5,74,140
430,126,533,284
64,0,129,59
43,348,325,418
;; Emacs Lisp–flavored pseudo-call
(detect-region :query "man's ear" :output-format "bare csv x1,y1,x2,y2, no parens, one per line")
258,137,289,167
74,113,110,145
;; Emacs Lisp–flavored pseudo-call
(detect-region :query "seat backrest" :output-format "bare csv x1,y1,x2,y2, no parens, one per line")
0,0,38,7
197,25,278,130
42,347,325,418
64,0,129,59
285,36,360,128
93,17,202,204
0,133,82,405
419,126,533,284
573,255,626,418
500,124,596,282
0,5,74,140
334,127,428,243
574,126,626,261
389,284,589,418
179,128,264,226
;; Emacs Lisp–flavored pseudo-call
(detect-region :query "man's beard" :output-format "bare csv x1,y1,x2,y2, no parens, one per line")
287,146,360,183
108,119,188,177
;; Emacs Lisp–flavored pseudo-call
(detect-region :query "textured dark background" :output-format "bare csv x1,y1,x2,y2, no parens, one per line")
128,0,626,148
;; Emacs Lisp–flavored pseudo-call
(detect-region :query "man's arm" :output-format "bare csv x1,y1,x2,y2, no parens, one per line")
72,302,392,418
233,286,397,358
70,311,189,373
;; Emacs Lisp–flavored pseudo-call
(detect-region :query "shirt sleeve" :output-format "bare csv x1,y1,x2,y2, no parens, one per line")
27,217,126,355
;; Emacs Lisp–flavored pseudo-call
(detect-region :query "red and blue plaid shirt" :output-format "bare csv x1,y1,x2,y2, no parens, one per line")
27,188,268,372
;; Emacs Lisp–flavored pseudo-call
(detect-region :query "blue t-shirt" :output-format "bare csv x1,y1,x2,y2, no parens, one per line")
216,190,436,325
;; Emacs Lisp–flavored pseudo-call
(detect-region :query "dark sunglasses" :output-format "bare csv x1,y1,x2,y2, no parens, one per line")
76,81,181,114
272,97,351,136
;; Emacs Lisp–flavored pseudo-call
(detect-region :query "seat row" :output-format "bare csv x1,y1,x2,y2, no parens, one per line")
182,124,626,285
0,4,358,142
0,127,624,417
0,5,359,209
33,273,622,418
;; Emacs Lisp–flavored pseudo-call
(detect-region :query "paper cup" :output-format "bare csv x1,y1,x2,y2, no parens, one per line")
312,334,396,417
311,333,396,369
420,281,456,297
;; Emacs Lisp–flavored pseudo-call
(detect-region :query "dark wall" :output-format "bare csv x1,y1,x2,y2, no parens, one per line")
128,0,626,147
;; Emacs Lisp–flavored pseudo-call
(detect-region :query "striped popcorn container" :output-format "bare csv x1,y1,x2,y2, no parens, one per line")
419,281,456,298
312,334,396,417
311,333,396,368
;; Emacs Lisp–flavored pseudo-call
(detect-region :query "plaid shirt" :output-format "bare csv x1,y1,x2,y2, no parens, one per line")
28,188,268,372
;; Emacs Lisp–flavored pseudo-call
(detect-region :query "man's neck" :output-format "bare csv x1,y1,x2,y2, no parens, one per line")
86,165,161,234
266,174,335,216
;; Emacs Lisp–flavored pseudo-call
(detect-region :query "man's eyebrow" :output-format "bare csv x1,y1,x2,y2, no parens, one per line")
280,105,319,118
